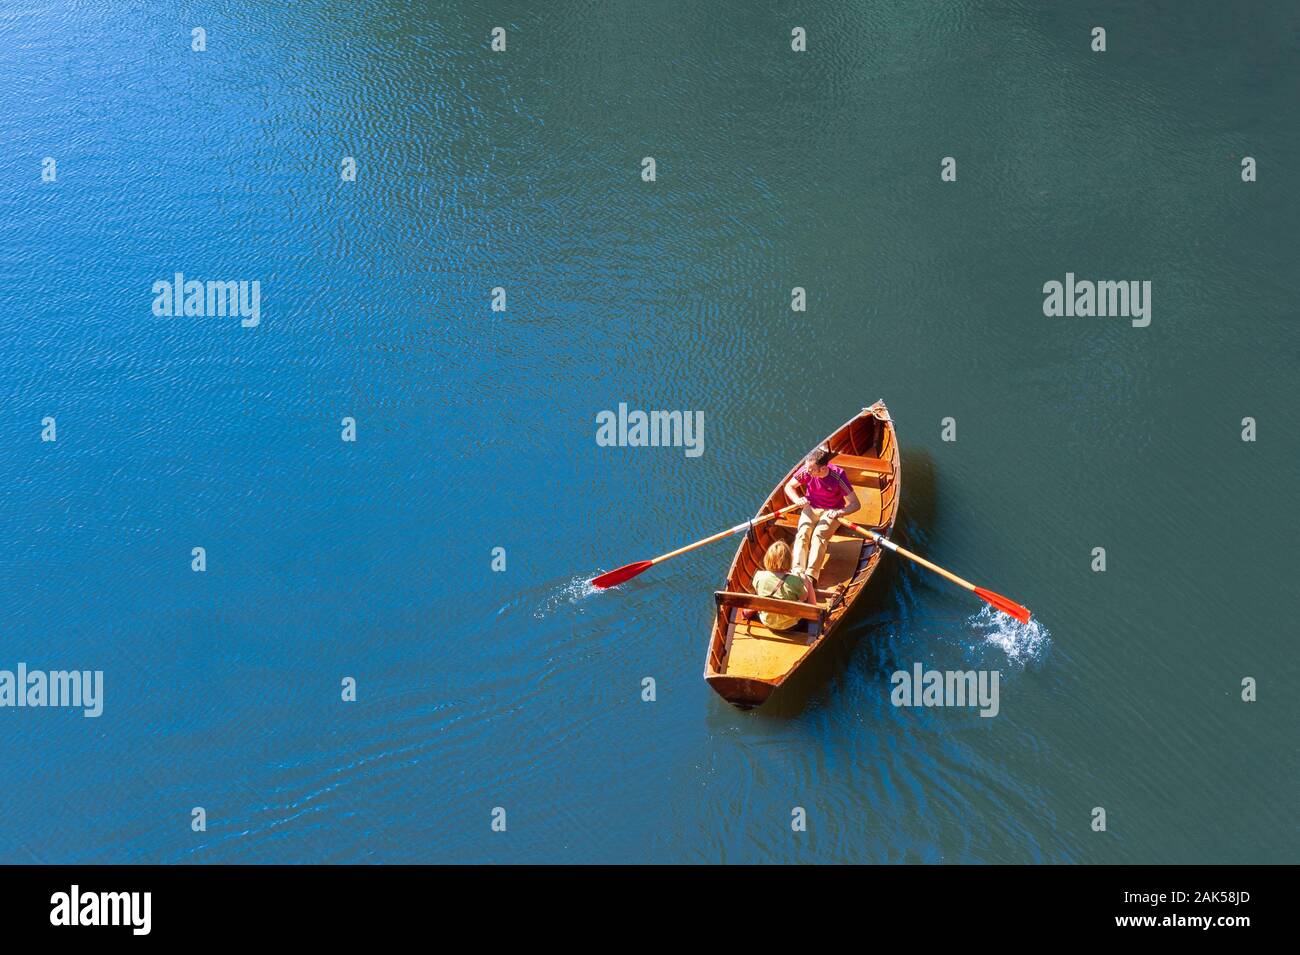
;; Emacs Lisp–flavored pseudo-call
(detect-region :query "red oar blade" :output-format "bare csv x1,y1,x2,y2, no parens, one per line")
591,560,654,589
974,587,1031,624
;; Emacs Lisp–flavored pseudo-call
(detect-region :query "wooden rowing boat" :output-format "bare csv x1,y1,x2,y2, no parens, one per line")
704,401,901,707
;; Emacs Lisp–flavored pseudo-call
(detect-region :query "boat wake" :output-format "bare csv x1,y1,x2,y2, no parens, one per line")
966,604,1050,667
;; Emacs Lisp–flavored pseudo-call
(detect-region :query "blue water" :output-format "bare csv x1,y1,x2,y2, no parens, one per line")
0,1,1295,863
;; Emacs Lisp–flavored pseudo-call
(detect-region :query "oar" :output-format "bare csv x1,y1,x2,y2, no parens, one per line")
592,502,803,589
840,519,1032,623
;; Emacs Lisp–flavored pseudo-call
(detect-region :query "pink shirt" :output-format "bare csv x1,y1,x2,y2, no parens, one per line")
796,464,854,509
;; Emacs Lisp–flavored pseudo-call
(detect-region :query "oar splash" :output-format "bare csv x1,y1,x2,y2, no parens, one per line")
969,604,1050,665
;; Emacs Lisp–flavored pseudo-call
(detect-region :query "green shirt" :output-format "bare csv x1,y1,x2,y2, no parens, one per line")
752,570,805,630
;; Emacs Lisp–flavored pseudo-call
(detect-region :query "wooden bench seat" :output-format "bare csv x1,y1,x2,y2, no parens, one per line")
831,453,894,483
714,591,823,621
771,516,863,540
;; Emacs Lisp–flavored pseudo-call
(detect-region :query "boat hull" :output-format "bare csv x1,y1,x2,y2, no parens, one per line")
703,402,901,706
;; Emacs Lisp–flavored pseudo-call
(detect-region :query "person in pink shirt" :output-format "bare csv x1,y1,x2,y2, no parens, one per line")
783,446,861,586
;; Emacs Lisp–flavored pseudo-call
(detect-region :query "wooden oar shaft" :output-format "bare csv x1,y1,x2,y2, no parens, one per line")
844,521,978,593
652,502,800,565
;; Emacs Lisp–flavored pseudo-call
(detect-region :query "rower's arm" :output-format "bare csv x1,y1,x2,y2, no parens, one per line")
831,471,860,518
783,476,805,505
839,486,861,517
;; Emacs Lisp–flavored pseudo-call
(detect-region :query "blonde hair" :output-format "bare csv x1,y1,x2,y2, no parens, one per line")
763,540,792,573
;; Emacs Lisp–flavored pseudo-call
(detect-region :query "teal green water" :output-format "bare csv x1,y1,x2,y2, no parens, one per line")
0,1,1295,863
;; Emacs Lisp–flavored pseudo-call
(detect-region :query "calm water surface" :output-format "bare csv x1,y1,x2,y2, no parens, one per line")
0,1,1296,863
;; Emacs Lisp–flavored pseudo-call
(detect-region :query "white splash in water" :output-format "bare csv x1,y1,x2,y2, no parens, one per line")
532,574,602,619
967,604,1050,666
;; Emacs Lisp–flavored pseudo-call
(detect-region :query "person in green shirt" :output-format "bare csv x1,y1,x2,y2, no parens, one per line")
751,540,818,630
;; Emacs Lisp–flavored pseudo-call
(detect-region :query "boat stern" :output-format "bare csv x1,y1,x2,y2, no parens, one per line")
704,672,778,708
